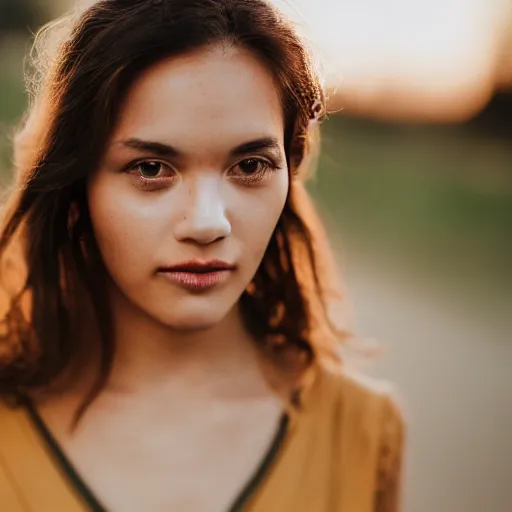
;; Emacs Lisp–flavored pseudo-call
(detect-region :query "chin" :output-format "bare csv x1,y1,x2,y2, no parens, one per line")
165,318,219,332
156,306,229,332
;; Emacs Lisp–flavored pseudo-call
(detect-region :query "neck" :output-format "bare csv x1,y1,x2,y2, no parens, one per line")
37,285,294,417
112,305,259,393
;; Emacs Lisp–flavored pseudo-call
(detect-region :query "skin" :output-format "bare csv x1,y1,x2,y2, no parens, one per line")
90,46,288,334
37,45,292,512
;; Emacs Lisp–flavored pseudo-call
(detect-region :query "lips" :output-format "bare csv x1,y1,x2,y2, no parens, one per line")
162,259,235,273
158,259,235,291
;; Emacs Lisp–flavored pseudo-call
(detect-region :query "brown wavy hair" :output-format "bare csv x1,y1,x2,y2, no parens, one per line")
0,0,351,414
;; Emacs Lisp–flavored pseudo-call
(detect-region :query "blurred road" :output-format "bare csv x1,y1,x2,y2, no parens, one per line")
343,256,512,512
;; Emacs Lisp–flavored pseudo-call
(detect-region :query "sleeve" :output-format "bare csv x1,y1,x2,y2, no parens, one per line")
374,390,406,512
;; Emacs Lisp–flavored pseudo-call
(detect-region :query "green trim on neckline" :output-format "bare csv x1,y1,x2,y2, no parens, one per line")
26,403,289,512
26,402,107,512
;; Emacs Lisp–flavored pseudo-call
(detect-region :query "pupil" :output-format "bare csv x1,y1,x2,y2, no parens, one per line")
140,162,161,177
240,159,260,174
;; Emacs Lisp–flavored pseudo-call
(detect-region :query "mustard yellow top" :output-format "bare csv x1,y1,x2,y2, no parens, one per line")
0,365,405,512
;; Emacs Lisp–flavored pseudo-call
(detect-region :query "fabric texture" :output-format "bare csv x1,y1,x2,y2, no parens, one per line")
0,365,405,512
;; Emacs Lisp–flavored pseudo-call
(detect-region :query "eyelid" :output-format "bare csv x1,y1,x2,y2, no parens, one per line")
123,154,282,178
226,156,280,186
124,158,175,172
232,154,280,168
228,157,277,175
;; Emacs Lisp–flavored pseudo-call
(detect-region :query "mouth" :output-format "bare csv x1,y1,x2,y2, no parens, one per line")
158,259,236,291
161,259,236,273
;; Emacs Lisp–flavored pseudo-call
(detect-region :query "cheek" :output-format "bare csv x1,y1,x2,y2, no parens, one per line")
233,172,289,258
87,176,158,274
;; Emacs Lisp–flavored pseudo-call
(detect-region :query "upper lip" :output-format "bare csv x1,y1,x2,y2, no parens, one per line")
160,259,236,273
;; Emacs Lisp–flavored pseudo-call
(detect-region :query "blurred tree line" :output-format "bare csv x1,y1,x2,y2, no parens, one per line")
0,0,45,34
0,0,51,173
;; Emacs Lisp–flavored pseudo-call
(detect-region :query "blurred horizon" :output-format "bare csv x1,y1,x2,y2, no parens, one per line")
275,0,512,122
4,0,512,122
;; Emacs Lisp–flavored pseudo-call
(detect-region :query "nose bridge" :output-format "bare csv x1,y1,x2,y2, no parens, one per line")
189,173,222,218
175,173,230,243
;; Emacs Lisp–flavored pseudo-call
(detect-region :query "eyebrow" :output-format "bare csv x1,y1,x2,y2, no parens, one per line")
117,136,284,160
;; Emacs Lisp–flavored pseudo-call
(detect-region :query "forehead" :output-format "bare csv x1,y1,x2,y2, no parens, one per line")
112,46,285,149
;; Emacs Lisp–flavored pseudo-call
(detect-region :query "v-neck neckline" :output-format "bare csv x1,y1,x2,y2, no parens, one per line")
25,402,289,512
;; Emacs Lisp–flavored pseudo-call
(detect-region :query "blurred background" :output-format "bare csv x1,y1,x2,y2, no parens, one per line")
0,1,511,511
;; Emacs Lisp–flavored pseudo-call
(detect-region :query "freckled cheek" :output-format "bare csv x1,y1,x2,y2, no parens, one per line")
230,176,288,259
87,180,169,272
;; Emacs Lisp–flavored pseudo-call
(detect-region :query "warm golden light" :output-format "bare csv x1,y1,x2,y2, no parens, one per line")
57,0,512,121
273,0,512,121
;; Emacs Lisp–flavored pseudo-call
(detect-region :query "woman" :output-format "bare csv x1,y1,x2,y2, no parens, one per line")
0,1,404,511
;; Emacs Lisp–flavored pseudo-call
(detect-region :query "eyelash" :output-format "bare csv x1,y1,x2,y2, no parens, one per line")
125,160,175,190
228,158,279,184
125,157,280,189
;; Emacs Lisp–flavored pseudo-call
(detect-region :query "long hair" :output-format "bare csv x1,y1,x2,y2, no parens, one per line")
0,0,352,414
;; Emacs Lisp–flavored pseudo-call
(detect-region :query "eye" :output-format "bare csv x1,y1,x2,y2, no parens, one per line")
131,161,174,179
238,159,266,175
124,160,177,191
228,158,279,184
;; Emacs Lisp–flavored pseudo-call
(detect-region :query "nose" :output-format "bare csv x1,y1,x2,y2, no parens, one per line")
173,176,231,245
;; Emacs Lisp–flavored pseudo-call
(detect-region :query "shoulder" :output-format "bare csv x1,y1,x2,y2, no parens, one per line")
0,398,31,458
308,363,405,425
0,396,25,435
301,364,406,508
0,399,33,511
0,397,43,475
304,363,406,464
0,398,88,511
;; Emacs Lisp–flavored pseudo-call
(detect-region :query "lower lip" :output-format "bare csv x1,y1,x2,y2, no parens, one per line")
159,270,231,291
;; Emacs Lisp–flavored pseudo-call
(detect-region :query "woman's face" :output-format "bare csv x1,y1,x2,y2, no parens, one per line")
88,46,289,330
